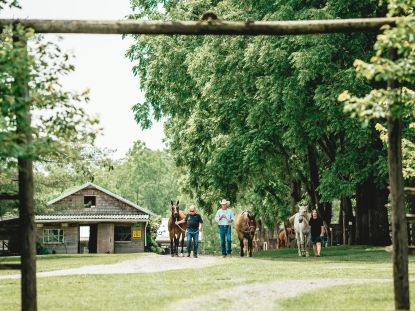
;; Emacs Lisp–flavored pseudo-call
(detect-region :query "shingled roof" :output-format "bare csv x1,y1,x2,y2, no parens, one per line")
45,182,156,217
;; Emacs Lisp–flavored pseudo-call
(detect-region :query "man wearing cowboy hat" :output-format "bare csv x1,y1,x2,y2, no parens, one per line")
215,199,235,257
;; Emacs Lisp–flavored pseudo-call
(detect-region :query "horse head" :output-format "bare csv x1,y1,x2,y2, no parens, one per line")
246,211,257,236
170,200,180,221
298,206,309,223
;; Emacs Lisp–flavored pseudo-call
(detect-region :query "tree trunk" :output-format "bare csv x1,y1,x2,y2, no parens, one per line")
388,115,409,310
14,35,37,311
355,178,390,246
290,180,301,214
307,145,319,209
341,197,354,245
356,182,369,245
307,145,332,225
388,46,409,311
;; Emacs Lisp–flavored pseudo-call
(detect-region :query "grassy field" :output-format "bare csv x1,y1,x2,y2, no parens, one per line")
0,246,414,310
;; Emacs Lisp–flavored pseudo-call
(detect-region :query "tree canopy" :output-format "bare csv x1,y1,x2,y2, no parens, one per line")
128,0,390,237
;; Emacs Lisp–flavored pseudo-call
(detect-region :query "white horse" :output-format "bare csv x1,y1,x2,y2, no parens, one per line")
289,208,311,257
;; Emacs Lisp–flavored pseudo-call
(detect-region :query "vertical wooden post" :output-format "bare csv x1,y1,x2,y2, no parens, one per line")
387,47,409,311
13,31,37,311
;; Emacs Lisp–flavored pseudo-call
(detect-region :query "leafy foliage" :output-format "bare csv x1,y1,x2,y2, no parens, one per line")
127,0,386,226
340,0,415,180
0,19,99,216
0,26,99,161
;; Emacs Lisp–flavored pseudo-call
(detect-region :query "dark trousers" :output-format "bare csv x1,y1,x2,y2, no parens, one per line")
186,230,199,256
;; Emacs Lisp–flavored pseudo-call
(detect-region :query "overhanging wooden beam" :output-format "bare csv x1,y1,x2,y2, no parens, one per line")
0,17,401,35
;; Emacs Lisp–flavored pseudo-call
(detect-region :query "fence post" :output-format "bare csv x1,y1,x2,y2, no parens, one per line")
13,30,37,311
387,47,409,311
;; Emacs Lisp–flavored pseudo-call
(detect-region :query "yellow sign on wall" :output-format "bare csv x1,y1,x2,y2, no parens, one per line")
132,229,141,239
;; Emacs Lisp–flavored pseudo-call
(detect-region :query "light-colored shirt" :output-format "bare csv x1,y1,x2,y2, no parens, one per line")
215,208,235,226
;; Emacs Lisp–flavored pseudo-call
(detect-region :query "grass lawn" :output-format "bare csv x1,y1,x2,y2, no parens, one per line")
0,246,414,310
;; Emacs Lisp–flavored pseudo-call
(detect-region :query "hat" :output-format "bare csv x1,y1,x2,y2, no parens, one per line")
220,199,228,205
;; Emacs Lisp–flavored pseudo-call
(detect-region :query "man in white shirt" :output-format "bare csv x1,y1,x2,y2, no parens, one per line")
215,199,234,257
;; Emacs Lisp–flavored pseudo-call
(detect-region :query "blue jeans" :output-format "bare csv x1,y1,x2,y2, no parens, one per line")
219,225,232,256
186,230,199,256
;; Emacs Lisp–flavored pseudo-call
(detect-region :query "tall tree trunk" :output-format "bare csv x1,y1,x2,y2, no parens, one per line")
14,34,37,311
388,115,409,310
307,145,319,209
356,182,369,245
386,47,409,310
341,197,354,245
307,145,332,225
356,178,390,246
290,180,301,214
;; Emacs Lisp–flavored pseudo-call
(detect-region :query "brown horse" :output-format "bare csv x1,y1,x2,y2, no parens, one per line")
168,200,186,257
235,211,257,257
278,227,295,248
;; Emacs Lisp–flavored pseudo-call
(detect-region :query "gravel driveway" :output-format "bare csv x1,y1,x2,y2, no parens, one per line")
0,253,218,280
169,278,389,311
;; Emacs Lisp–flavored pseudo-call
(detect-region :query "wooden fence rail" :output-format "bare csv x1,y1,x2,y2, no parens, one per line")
0,17,403,35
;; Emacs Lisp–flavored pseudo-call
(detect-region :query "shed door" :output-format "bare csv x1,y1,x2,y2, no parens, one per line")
97,223,114,253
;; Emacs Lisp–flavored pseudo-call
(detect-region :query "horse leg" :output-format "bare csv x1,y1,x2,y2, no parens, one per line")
180,234,185,256
239,238,244,257
305,234,310,257
248,238,253,257
300,232,306,257
296,232,301,256
174,236,179,256
170,238,174,257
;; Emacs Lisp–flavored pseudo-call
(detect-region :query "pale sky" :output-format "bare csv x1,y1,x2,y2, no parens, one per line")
0,0,165,158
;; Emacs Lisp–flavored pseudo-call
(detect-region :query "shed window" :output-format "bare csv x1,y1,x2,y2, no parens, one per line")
84,196,96,208
43,229,64,244
114,226,131,241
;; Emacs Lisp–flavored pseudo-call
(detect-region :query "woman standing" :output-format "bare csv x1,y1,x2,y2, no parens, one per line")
309,209,324,257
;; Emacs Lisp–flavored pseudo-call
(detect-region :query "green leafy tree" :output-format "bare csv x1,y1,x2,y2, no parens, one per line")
128,0,390,245
95,141,180,216
0,24,100,215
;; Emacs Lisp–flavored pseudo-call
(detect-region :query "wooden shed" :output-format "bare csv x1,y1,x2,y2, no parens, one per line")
0,182,156,255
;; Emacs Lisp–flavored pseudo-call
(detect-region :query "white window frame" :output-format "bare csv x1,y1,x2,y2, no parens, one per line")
43,228,64,244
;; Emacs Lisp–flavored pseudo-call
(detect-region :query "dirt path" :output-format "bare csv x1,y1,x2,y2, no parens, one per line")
169,278,389,311
0,253,218,280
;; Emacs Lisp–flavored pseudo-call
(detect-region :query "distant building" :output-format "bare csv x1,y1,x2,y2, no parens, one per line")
0,182,156,255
